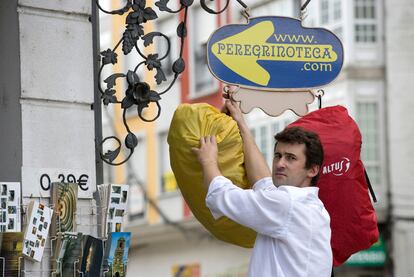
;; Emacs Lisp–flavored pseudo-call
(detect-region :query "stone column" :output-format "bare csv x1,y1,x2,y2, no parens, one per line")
0,0,99,275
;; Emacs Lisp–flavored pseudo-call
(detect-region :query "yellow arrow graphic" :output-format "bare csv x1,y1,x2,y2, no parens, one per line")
211,21,338,86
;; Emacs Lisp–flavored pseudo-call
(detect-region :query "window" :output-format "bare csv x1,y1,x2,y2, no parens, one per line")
249,117,296,167
271,122,281,137
333,0,342,21
251,128,256,141
333,26,343,41
156,16,178,80
127,134,147,220
321,0,329,24
129,134,147,182
317,0,343,43
283,117,296,127
259,126,269,162
128,184,146,220
157,34,174,77
355,0,375,19
354,0,377,43
355,24,377,42
192,5,216,95
247,1,286,18
194,42,214,92
356,102,380,184
158,131,177,193
251,124,271,166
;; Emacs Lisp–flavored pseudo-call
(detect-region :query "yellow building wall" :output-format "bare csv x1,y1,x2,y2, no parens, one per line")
111,0,159,224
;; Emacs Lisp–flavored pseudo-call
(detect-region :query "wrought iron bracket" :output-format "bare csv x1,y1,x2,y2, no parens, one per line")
95,0,247,166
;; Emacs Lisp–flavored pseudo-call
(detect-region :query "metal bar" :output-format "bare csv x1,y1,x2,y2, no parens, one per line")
301,0,311,10
91,0,104,187
235,0,248,9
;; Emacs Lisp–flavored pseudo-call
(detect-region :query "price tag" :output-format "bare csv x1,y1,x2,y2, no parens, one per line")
22,167,95,198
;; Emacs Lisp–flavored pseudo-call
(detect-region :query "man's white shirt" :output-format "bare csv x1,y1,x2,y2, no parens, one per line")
206,176,332,277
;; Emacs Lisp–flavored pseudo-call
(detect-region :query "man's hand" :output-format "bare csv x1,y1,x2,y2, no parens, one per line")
224,100,246,127
192,136,218,167
192,136,222,190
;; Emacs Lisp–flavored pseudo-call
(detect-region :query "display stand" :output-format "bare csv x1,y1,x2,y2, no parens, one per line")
9,198,109,276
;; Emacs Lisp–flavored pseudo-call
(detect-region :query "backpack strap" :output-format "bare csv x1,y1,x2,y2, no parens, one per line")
364,169,377,203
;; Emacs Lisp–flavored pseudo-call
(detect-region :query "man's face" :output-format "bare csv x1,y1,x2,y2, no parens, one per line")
272,142,319,188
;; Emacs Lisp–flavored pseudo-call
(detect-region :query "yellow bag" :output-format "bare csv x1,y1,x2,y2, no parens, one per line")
168,103,256,248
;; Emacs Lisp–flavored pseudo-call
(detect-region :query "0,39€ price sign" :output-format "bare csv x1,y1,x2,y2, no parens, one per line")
21,167,94,198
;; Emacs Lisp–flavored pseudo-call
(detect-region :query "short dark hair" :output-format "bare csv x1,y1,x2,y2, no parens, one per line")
274,126,324,186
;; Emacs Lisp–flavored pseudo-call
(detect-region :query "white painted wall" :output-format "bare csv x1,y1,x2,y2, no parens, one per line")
385,0,414,219
393,221,414,277
18,2,96,183
385,0,414,276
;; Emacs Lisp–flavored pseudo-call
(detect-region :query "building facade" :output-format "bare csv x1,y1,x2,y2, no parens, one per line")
100,0,414,276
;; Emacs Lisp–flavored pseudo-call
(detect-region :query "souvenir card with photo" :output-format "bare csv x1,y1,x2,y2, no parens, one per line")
104,232,131,277
50,183,78,236
105,184,129,234
97,184,110,236
22,200,53,262
0,232,24,277
54,232,83,277
80,235,104,277
0,182,21,232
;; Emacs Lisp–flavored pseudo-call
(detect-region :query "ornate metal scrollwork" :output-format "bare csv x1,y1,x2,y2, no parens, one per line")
96,0,249,165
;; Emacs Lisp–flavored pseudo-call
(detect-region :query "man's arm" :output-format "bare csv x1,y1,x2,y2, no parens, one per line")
224,100,271,184
192,130,291,237
192,135,221,190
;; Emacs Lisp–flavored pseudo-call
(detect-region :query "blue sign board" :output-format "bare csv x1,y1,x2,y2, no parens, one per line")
207,16,344,90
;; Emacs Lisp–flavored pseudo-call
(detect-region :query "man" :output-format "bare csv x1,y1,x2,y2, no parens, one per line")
192,100,332,277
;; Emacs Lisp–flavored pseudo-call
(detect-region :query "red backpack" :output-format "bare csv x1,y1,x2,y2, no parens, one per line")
289,105,379,266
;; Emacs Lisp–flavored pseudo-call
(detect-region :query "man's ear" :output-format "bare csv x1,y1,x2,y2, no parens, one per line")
307,165,320,178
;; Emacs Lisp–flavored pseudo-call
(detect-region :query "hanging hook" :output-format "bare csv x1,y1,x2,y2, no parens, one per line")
300,0,311,22
241,7,250,22
315,89,324,109
300,8,308,22
223,85,240,101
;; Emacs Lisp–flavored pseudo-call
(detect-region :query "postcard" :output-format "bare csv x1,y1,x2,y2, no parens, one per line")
0,182,21,232
22,200,52,262
50,183,78,235
104,232,131,277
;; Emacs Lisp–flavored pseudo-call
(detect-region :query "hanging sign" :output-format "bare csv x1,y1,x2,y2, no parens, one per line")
208,16,343,89
207,16,344,116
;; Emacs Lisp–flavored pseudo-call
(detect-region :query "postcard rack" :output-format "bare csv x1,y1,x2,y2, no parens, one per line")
0,181,132,277
0,199,116,276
